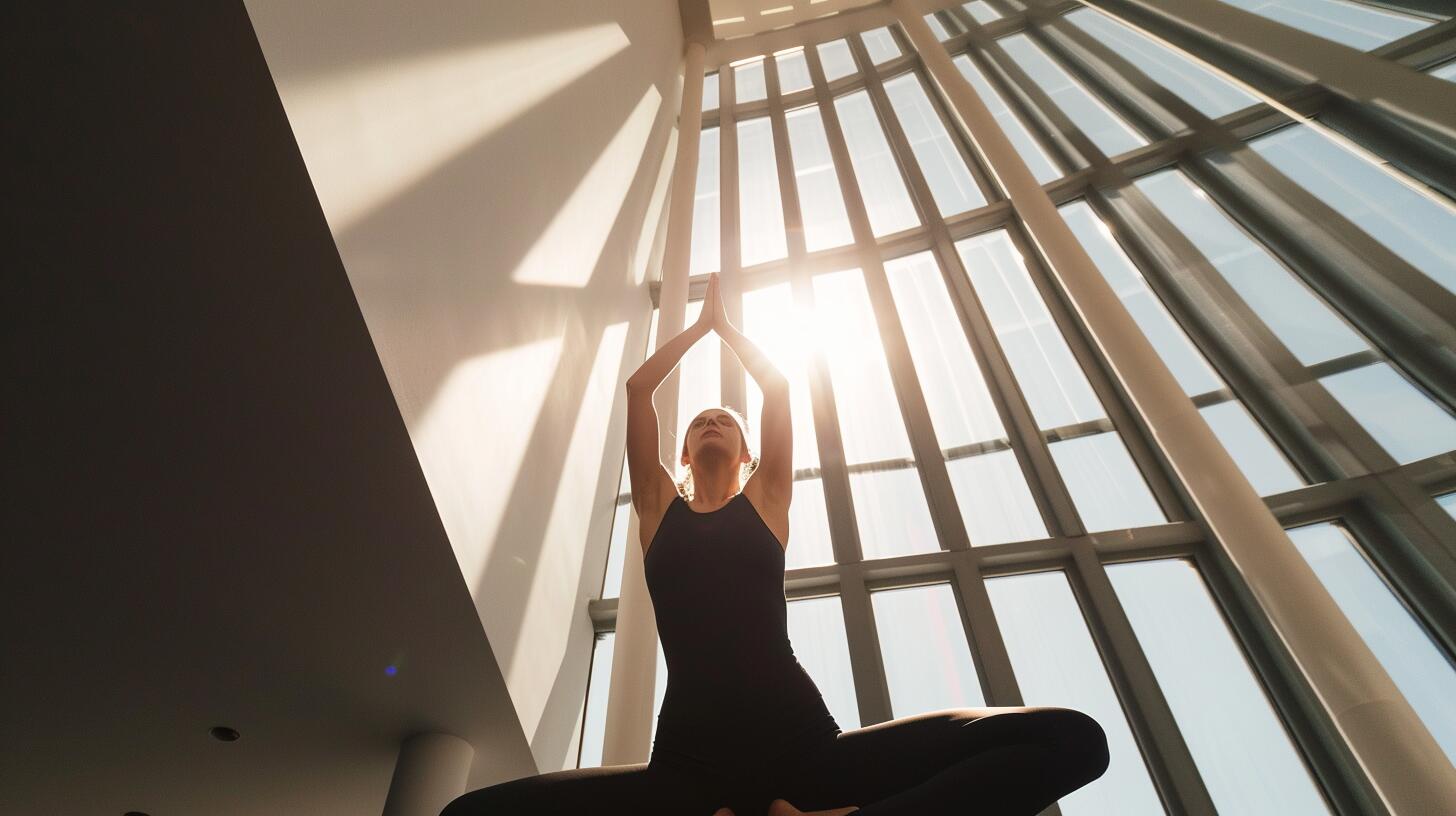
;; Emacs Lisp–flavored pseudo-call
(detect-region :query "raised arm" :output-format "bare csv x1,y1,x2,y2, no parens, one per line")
707,276,792,501
624,299,711,516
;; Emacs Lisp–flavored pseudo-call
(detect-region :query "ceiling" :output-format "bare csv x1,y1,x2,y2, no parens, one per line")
707,0,881,39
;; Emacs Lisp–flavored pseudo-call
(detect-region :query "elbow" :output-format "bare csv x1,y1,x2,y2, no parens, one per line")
762,376,790,397
625,376,652,394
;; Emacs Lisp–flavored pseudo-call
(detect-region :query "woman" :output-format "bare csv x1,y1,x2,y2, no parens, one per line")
442,272,1109,815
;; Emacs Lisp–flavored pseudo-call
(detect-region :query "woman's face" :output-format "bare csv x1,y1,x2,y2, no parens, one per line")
683,409,747,467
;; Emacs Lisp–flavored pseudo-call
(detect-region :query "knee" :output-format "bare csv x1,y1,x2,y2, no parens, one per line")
439,786,505,816
1045,708,1109,785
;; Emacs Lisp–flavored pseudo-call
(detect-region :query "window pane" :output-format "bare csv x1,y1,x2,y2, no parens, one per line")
1065,9,1258,119
788,596,861,729
785,104,854,251
883,73,988,216
835,90,920,235
676,300,720,442
861,26,900,64
1287,523,1456,767
813,268,914,463
703,71,719,111
1199,401,1305,496
1107,560,1332,815
999,33,1147,158
1051,432,1167,531
786,477,836,571
578,631,615,767
1249,124,1456,297
738,117,788,266
692,128,721,274
744,282,820,469
1214,0,1432,51
884,252,1005,447
1433,61,1456,82
872,584,986,715
1060,200,1223,396
956,230,1106,430
953,55,1063,183
965,1,1002,24
736,58,767,103
987,572,1165,815
1320,363,1456,464
850,467,940,559
1438,492,1456,520
777,48,812,94
946,450,1048,544
1133,169,1368,366
884,251,1044,545
818,39,858,81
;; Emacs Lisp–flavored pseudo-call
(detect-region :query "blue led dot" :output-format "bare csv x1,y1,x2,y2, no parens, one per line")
385,665,398,677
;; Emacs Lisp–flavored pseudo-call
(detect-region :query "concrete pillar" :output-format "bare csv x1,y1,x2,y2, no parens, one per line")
381,732,474,816
601,39,706,766
891,3,1456,813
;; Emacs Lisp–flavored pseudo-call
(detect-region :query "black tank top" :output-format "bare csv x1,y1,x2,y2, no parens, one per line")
644,492,841,763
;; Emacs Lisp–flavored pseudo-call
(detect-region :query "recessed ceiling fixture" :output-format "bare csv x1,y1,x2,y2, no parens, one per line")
713,16,746,25
761,5,794,14
209,725,241,742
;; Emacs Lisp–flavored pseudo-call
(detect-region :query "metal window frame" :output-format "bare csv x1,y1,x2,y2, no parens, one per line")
584,3,1456,810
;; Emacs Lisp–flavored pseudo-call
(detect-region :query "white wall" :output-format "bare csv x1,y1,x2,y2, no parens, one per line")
244,0,683,773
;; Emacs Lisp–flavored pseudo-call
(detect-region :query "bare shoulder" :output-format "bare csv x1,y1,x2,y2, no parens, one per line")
742,476,791,551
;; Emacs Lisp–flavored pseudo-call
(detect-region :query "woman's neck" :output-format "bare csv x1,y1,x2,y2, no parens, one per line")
690,466,740,508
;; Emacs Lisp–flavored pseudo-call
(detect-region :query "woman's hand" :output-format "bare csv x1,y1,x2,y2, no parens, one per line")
704,271,730,333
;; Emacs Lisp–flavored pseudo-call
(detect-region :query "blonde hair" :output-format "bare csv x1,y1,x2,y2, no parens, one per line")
677,406,760,501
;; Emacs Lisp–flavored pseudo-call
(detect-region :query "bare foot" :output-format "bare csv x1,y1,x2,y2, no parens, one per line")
768,798,860,816
712,809,735,816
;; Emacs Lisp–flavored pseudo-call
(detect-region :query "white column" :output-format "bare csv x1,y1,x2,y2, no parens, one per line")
380,732,474,816
601,39,706,766
891,3,1456,814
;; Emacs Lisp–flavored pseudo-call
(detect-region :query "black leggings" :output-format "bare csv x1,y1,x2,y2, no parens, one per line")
440,706,1110,816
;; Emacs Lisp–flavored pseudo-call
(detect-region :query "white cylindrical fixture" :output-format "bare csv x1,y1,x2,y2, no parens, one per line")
381,732,474,816
892,2,1456,814
601,39,707,767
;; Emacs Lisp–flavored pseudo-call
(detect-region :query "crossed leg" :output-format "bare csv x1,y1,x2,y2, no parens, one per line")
768,706,1109,816
439,758,732,816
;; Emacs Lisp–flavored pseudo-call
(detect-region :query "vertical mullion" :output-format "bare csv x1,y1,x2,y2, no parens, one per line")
795,48,867,572
1092,178,1401,477
1355,477,1456,658
834,35,977,554
1000,203,1194,523
1083,187,1342,484
1067,544,1220,815
846,35,1088,540
1191,535,1387,816
719,65,744,415
959,25,1102,174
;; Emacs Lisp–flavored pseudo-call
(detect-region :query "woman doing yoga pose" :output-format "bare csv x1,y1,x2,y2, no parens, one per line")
442,272,1109,815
